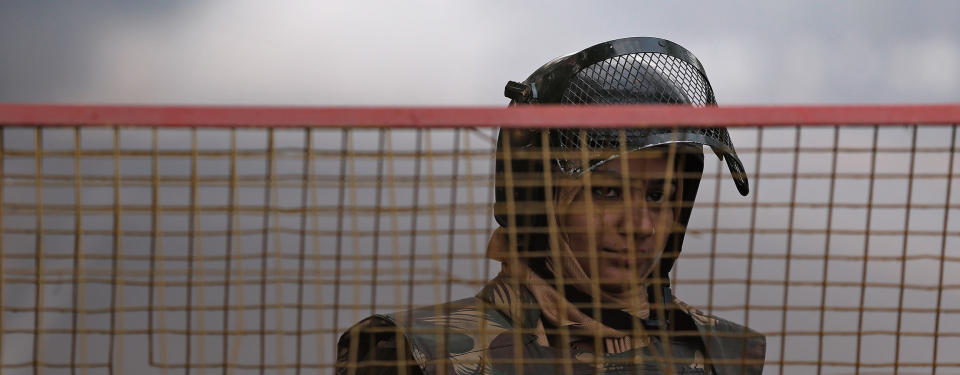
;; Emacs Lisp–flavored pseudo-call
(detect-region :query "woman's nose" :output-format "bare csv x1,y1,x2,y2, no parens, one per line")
617,197,655,237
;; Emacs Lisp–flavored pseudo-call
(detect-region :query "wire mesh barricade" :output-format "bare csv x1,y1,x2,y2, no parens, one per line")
0,104,959,375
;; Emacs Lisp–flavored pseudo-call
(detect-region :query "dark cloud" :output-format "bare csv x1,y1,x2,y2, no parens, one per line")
0,1,191,102
0,1,957,104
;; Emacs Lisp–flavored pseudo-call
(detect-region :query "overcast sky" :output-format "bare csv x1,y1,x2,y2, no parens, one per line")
1,0,959,106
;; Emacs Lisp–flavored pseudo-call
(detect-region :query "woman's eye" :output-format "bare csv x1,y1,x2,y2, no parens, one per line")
592,187,622,200
646,191,665,203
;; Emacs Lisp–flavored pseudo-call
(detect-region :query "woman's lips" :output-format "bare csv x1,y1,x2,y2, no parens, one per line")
601,248,649,267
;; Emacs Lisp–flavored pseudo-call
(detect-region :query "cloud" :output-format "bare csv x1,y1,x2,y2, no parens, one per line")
2,1,958,104
890,38,960,98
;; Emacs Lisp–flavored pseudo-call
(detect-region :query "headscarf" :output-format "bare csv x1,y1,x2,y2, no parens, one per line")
486,172,680,338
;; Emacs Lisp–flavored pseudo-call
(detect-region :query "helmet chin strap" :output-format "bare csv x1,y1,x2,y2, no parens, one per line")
641,284,673,329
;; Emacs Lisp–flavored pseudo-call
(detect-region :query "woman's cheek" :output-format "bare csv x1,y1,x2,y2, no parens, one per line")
563,213,601,252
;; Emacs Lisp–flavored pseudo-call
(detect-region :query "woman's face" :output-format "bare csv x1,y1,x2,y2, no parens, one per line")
561,152,677,293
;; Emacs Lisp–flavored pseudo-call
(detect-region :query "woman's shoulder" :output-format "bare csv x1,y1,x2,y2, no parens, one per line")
672,298,729,330
337,296,522,375
672,298,766,374
356,296,518,332
671,297,766,341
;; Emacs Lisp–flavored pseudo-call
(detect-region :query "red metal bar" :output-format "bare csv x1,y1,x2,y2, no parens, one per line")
0,104,959,128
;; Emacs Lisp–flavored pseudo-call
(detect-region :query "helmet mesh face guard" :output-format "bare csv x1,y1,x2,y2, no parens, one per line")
562,51,711,105
502,37,748,195
497,37,749,225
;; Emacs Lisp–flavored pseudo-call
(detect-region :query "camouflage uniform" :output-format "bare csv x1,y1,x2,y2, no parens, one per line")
337,276,765,375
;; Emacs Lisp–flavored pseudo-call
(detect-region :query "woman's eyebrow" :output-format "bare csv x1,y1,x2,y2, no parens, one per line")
589,170,623,178
590,170,675,187
588,170,630,184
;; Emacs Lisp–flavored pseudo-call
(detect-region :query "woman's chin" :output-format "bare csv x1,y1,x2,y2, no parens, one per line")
596,267,648,293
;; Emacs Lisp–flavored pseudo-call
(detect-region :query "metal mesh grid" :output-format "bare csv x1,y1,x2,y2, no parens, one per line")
561,53,711,105
0,105,959,375
552,52,743,180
